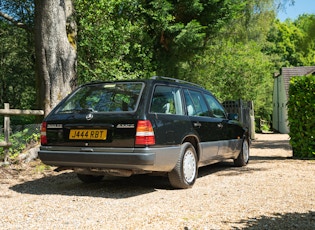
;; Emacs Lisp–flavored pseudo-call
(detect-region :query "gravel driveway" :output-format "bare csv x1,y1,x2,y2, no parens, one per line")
1,133,314,229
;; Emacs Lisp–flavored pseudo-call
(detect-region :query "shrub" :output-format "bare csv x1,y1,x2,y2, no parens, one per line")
287,75,315,158
0,125,40,162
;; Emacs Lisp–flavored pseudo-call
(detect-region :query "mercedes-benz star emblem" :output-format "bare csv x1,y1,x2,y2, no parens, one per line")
86,113,93,121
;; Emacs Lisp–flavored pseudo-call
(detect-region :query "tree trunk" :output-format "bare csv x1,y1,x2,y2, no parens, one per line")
34,0,77,116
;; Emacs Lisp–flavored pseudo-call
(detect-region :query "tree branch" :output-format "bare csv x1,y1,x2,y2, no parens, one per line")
0,11,30,31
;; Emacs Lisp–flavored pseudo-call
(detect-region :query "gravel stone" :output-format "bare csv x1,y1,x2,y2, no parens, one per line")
0,133,314,229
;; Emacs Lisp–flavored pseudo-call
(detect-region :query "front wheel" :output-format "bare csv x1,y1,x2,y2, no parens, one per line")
168,142,198,189
234,139,250,167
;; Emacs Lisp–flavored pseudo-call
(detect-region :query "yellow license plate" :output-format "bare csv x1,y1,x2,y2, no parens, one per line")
69,129,107,140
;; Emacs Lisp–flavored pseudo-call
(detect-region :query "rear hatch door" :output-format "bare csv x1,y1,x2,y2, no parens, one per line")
44,81,144,148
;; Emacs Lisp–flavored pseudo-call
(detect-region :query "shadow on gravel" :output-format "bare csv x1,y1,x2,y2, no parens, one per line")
10,162,258,197
198,161,268,178
10,172,174,198
250,156,292,161
10,135,293,197
232,211,315,229
251,139,291,151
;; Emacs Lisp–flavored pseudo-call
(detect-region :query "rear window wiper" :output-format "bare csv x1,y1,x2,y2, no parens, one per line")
79,108,96,113
59,108,96,114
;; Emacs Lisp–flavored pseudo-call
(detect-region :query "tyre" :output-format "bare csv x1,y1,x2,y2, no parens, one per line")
77,174,104,183
168,142,198,189
234,139,250,167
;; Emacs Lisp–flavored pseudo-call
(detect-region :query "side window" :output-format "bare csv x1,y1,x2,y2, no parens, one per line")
184,89,210,117
150,85,184,115
204,94,226,118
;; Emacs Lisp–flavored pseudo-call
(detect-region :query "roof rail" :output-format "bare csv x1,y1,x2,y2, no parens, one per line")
151,76,204,88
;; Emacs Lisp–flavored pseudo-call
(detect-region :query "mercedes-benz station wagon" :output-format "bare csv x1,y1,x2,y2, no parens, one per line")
38,77,250,189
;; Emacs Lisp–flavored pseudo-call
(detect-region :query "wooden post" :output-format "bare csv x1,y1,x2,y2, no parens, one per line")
3,103,10,163
0,103,43,164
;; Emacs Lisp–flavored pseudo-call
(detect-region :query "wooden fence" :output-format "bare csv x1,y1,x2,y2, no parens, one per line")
222,99,255,140
0,103,44,164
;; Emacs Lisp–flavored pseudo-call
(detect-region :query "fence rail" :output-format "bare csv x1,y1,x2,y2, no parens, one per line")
0,103,44,164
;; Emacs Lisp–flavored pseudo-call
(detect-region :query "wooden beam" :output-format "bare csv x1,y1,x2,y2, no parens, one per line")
0,141,12,147
0,107,44,116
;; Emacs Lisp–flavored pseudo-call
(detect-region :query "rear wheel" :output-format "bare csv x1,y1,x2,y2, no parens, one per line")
234,139,249,167
168,142,198,189
77,174,104,183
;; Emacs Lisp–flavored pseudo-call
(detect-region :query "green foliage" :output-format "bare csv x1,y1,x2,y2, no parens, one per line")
75,0,156,82
149,0,248,77
0,127,40,161
177,8,275,120
1,0,315,145
0,115,37,126
265,15,315,68
35,163,51,173
75,0,247,82
287,75,315,158
0,20,36,110
261,122,271,132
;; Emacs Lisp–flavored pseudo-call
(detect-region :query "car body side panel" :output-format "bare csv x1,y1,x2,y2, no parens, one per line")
198,141,219,165
148,113,193,146
217,139,243,159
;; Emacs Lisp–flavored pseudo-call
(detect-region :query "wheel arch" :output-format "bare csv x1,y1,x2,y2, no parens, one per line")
182,135,200,161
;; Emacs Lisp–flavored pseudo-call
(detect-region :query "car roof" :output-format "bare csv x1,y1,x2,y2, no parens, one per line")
80,76,206,91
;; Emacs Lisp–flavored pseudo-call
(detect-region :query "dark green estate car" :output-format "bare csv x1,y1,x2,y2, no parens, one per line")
39,77,250,189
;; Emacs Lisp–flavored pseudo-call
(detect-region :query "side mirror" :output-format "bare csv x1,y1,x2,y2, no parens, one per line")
228,113,239,121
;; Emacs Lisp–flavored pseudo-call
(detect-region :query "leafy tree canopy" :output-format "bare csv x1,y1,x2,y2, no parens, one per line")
0,0,314,124
0,19,35,109
75,0,248,82
266,14,315,68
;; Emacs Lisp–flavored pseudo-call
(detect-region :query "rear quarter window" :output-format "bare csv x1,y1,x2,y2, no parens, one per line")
150,85,184,115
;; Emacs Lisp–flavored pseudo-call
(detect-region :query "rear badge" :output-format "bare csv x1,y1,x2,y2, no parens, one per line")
86,113,93,121
47,124,62,129
117,124,135,128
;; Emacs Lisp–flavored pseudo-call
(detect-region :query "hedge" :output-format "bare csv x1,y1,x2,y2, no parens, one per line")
287,75,315,158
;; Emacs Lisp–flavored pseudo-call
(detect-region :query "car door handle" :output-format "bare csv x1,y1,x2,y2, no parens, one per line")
217,123,223,129
193,122,202,128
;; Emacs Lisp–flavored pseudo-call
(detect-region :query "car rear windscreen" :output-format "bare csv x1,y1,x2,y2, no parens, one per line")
57,82,144,114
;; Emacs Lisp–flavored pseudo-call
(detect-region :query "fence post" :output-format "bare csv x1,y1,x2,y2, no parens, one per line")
249,101,255,140
3,103,10,163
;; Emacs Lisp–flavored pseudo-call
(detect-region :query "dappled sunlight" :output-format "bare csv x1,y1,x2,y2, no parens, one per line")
234,211,315,229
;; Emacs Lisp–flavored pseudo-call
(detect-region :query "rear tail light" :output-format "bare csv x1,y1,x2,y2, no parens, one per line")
40,122,47,145
135,120,155,145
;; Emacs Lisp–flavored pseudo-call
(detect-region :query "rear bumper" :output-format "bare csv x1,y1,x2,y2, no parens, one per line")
38,146,180,172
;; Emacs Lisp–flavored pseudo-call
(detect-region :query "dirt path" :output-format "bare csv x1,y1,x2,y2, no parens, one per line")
0,133,314,229
251,133,293,158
